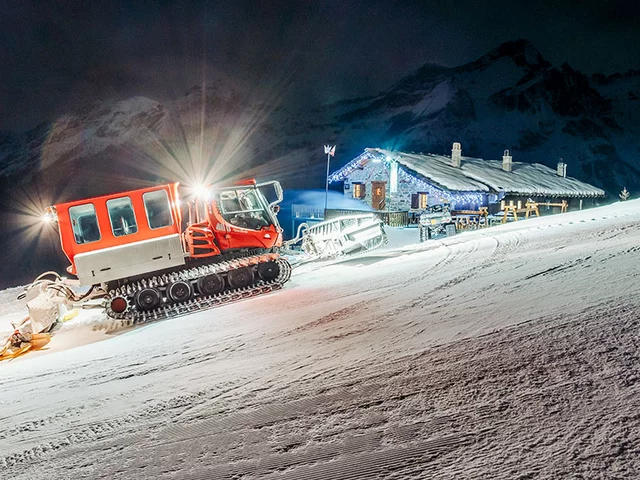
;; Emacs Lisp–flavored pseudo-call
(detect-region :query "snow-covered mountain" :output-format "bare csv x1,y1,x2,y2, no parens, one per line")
0,83,276,198
276,39,640,194
1,39,639,197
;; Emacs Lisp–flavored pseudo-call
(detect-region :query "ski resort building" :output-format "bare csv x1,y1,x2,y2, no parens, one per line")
328,144,605,214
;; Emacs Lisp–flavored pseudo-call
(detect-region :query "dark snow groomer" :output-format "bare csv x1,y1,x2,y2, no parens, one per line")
418,206,456,241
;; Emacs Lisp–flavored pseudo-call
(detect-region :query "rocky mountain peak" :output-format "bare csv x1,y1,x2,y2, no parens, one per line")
461,38,550,74
183,80,240,103
494,39,547,66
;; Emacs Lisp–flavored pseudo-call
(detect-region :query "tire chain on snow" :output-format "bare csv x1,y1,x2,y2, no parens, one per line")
104,256,292,327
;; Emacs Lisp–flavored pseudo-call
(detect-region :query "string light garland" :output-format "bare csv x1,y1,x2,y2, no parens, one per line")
329,150,486,208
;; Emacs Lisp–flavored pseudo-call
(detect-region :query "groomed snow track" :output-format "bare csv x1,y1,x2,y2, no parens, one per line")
105,254,292,328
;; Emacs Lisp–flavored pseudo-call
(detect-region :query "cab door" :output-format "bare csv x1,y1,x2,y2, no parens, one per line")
372,181,386,210
213,188,276,250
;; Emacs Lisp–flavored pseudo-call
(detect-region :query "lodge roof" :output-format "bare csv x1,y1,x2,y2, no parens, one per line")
330,148,605,198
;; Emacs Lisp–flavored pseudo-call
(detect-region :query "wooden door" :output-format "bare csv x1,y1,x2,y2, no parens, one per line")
371,181,386,210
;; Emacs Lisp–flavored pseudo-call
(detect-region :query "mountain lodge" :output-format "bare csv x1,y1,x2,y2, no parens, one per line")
328,144,605,215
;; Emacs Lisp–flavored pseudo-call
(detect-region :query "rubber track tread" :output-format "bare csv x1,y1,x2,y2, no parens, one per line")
105,255,292,327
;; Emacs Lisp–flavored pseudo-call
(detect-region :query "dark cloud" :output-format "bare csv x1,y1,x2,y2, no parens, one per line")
1,0,638,130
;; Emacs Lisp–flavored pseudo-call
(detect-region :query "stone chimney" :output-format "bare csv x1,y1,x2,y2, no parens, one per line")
451,142,462,167
502,149,513,172
557,160,567,177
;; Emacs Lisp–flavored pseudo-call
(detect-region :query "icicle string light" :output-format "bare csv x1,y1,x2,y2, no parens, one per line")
329,150,486,209
328,150,375,183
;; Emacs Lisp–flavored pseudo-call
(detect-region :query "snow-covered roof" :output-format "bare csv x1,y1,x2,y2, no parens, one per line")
459,157,605,197
373,149,490,192
331,148,605,197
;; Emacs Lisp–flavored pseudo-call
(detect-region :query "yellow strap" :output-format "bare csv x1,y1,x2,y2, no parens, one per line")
61,309,80,322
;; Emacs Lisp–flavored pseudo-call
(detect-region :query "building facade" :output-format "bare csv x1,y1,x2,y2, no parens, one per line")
329,144,605,214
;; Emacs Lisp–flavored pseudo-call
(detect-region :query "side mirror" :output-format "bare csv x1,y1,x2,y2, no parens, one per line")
271,205,281,214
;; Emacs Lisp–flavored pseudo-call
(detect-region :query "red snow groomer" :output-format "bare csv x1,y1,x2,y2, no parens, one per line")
32,179,291,325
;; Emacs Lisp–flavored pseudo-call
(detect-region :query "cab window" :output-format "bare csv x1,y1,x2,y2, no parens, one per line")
69,204,101,244
107,197,138,237
218,189,270,230
143,190,173,229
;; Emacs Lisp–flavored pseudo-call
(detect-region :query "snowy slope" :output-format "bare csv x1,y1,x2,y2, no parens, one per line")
2,200,640,478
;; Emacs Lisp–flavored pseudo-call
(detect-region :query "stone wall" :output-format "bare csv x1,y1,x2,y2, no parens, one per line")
343,160,474,210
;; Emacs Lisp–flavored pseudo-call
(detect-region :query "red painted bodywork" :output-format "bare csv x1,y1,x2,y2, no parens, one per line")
53,183,182,275
182,190,282,258
51,180,282,280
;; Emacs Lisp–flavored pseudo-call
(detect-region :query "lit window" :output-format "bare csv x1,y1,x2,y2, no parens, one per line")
418,192,428,209
352,183,365,199
69,204,101,244
143,190,173,229
107,197,138,237
217,189,270,230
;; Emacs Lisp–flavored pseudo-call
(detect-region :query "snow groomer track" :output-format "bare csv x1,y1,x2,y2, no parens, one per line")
106,255,292,327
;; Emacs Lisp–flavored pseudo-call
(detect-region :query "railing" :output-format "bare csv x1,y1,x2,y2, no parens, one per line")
291,204,324,219
324,209,409,227
378,211,409,227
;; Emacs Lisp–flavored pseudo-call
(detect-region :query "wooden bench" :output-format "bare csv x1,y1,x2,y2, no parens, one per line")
531,200,568,213
452,207,489,229
501,200,568,223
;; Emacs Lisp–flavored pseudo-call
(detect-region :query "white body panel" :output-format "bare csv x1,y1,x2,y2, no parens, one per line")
74,234,186,286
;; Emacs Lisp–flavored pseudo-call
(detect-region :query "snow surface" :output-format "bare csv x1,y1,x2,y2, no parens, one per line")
2,200,640,478
370,148,605,197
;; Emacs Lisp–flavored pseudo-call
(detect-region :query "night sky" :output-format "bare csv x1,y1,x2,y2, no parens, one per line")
1,0,638,131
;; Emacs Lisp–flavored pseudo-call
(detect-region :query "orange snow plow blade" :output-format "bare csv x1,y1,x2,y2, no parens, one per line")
0,333,51,361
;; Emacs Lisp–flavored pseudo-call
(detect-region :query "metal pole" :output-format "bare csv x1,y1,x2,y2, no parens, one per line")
324,152,331,215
